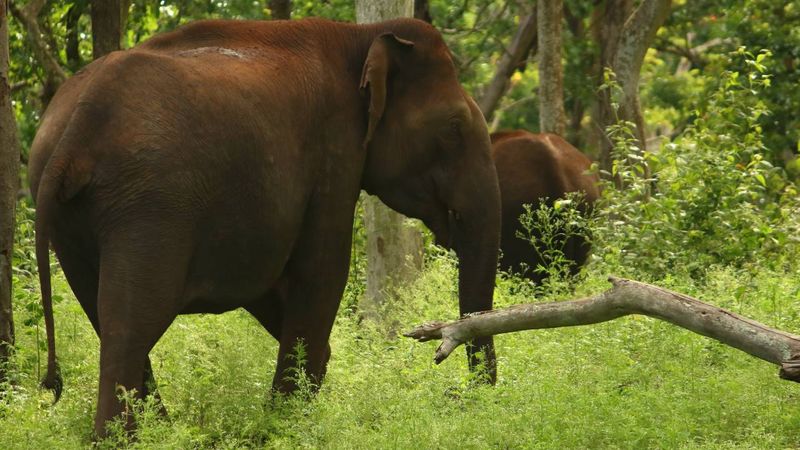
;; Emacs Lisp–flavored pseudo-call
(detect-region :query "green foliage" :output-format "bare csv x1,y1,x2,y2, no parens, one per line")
595,49,800,278
3,235,800,447
514,192,594,294
657,0,800,178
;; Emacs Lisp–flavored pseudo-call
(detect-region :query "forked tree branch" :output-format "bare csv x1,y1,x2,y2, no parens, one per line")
405,277,800,383
476,9,537,119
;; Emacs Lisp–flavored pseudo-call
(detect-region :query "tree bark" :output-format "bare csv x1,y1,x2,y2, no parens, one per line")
595,0,671,173
537,0,566,135
361,194,424,322
477,10,537,120
269,0,291,20
355,0,422,324
405,277,800,383
356,0,413,22
90,0,129,59
414,0,432,23
65,0,86,70
9,0,66,102
0,0,19,383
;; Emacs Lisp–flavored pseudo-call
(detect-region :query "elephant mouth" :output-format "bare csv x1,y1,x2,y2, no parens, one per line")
429,207,459,251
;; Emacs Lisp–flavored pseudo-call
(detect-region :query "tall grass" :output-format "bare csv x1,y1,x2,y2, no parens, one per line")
2,252,799,448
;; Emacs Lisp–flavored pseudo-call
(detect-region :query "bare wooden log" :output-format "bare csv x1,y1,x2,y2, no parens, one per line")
404,277,800,382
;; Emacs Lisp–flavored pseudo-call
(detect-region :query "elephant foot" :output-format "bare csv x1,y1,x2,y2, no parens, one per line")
143,359,169,418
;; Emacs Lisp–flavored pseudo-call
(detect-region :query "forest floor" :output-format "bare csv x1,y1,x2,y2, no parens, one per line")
2,250,800,448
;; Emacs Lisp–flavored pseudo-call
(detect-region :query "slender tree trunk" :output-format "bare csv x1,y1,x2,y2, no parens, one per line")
269,0,291,20
0,0,19,383
611,0,671,152
90,0,129,59
414,0,432,23
562,1,587,146
355,0,423,325
477,10,537,120
595,0,671,173
65,0,85,70
537,0,566,135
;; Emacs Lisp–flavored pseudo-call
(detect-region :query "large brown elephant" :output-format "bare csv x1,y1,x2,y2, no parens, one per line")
29,18,501,437
491,130,600,284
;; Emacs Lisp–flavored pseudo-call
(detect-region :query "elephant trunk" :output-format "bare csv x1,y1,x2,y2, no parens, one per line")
452,159,501,383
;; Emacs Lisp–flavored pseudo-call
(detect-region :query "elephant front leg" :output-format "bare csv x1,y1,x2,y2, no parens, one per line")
270,271,343,394
142,357,168,417
270,212,354,394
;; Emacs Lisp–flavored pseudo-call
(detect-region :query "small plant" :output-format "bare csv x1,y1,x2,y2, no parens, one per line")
95,385,166,449
283,339,316,400
515,192,594,294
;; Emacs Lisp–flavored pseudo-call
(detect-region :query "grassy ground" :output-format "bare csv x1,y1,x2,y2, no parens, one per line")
2,249,800,449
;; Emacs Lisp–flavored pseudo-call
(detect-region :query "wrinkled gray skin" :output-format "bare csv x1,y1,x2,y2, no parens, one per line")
28,18,501,437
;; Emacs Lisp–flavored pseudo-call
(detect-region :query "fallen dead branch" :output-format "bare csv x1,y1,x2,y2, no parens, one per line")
404,277,800,382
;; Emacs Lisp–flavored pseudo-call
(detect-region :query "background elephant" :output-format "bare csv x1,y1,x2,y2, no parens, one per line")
28,18,501,437
491,130,600,284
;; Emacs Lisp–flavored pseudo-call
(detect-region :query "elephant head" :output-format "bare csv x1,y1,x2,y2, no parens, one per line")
358,28,501,381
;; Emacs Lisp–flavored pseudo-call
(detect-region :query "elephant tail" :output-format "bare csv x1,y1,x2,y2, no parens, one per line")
34,158,68,403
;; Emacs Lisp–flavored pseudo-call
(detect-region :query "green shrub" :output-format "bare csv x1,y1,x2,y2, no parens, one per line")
595,48,800,279
513,192,594,296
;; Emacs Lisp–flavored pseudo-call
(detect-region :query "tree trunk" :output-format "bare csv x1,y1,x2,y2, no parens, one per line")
90,0,129,59
361,194,424,322
537,0,566,135
414,0,432,23
356,0,413,22
594,0,629,173
477,10,537,120
269,0,291,20
595,0,671,173
405,277,800,383
355,0,423,325
0,0,19,384
563,1,587,146
65,0,86,71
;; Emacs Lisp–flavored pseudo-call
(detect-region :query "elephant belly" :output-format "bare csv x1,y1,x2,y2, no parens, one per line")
180,202,302,314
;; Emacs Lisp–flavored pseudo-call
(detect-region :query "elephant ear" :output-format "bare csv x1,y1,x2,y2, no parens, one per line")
359,33,415,147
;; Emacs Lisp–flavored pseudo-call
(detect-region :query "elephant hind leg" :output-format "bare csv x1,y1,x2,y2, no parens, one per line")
54,237,167,418
93,230,190,438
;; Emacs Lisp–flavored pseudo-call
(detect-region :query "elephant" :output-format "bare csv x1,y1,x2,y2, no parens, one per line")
491,130,600,284
28,18,501,437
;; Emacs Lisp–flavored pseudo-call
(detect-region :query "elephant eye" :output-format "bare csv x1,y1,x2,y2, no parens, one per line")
449,118,462,134
439,117,464,147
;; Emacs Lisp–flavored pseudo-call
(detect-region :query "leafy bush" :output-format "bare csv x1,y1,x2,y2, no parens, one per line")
595,48,800,279
513,192,594,295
